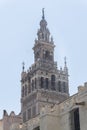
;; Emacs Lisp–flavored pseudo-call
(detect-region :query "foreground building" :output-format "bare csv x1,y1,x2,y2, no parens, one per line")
0,9,87,130
40,82,87,130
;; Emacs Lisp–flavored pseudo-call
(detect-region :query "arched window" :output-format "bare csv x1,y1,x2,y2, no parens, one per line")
45,78,49,89
32,80,34,91
41,77,44,88
35,78,37,89
25,85,27,96
22,86,24,97
58,81,61,92
45,51,50,59
63,82,66,92
28,83,31,94
51,75,55,90
28,76,31,83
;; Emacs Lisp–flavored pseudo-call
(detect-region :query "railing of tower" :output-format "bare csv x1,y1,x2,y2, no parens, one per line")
30,62,67,74
27,60,58,74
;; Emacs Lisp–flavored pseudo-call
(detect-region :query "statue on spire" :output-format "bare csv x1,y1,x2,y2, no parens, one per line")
42,8,45,20
22,62,25,72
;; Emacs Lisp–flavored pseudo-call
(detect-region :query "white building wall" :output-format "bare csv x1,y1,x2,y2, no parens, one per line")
0,120,3,130
40,82,87,130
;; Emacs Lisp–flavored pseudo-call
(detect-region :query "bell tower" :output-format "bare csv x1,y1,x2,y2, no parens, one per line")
21,9,69,123
33,8,54,63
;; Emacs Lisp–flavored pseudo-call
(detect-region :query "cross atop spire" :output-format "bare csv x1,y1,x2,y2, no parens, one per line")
42,8,45,20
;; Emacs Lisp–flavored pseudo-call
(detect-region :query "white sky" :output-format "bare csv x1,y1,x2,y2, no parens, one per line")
0,0,87,118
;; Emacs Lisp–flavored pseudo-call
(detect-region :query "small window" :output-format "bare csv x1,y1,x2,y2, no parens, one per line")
28,108,31,120
28,76,31,83
35,78,37,89
51,75,55,90
32,80,34,91
45,78,49,89
58,81,61,92
23,111,26,122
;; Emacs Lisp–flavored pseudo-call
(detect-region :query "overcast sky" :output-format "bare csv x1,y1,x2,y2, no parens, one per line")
0,0,87,118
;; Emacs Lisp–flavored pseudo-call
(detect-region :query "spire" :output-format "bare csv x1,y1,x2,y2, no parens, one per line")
64,57,68,73
42,8,45,20
37,9,50,42
64,57,67,67
22,62,25,72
